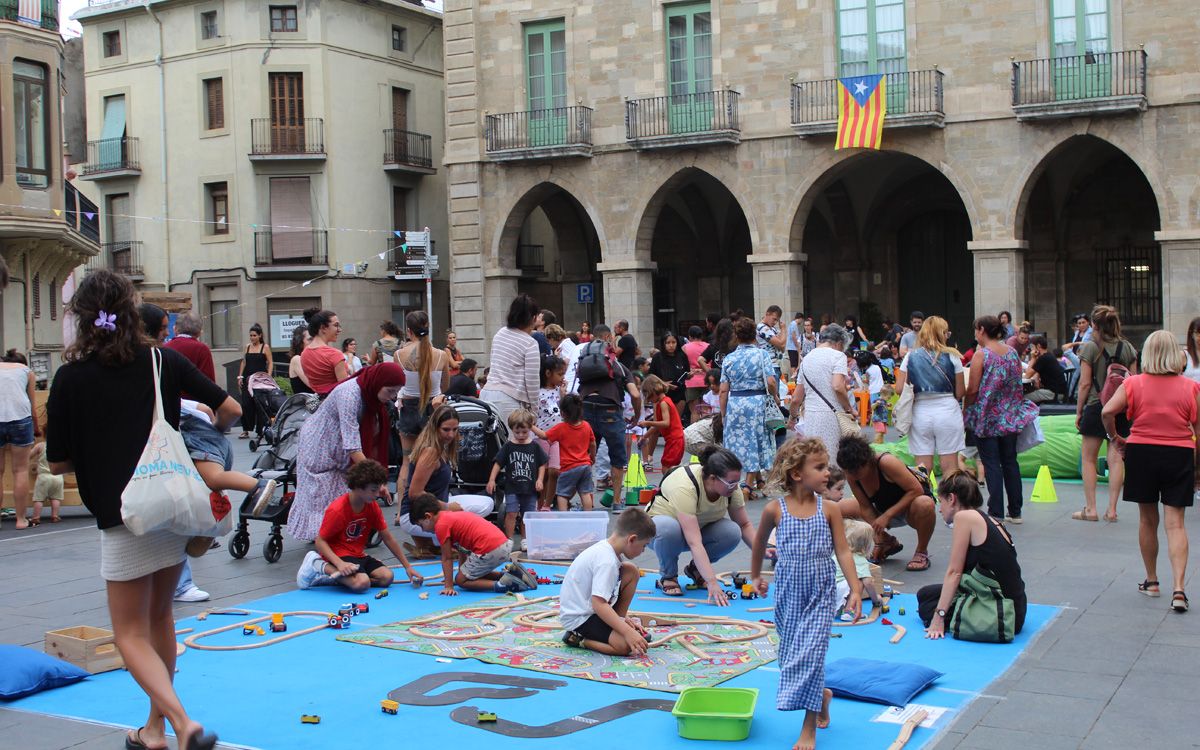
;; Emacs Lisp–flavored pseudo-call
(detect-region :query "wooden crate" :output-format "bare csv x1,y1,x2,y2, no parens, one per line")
44,626,123,674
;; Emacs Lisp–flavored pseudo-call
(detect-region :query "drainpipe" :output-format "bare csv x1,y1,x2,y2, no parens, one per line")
145,2,172,289
23,252,33,353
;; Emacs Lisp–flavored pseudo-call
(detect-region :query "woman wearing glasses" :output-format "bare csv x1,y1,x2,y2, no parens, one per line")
646,445,758,606
300,308,348,396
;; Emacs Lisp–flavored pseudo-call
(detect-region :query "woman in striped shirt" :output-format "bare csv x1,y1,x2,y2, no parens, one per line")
480,294,542,423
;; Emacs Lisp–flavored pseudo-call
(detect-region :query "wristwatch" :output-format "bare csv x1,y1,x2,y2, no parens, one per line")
936,609,946,618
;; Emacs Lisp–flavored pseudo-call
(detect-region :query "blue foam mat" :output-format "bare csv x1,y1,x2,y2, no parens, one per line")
7,580,1057,749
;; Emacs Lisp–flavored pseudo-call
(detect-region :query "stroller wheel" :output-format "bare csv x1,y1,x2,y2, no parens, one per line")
229,531,250,559
249,440,258,452
263,534,283,563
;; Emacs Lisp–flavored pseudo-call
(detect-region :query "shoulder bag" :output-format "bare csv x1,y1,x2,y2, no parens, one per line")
762,352,788,432
803,369,860,438
121,349,234,538
949,566,1016,643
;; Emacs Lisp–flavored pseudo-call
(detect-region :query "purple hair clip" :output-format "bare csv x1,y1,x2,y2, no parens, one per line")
94,311,117,331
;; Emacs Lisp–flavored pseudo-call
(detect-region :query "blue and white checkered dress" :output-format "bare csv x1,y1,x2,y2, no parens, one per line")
774,495,836,712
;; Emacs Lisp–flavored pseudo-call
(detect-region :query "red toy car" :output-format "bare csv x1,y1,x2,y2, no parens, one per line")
328,614,352,629
353,602,369,615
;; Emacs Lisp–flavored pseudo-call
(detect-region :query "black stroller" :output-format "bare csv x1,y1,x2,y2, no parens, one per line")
228,392,321,562
444,394,509,520
246,372,288,452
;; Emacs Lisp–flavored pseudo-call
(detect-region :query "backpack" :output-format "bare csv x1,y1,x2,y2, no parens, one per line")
1097,341,1130,405
576,340,615,384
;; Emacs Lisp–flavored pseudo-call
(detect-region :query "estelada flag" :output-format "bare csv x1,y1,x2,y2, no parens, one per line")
836,74,887,150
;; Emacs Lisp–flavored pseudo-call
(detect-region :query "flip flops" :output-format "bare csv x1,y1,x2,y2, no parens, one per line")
125,728,167,750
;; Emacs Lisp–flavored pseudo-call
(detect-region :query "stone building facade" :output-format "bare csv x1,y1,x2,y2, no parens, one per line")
74,0,447,374
444,0,1199,359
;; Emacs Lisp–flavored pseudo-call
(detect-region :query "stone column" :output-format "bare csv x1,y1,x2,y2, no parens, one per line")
596,259,656,343
748,252,807,317
1157,230,1200,337
969,240,1027,321
478,269,521,363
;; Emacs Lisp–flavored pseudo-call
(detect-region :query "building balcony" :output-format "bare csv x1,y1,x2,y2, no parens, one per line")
249,119,326,161
790,69,944,137
0,1,57,32
383,129,435,174
485,106,593,161
86,241,144,281
625,89,740,150
80,137,141,180
64,183,100,246
1012,49,1148,121
387,236,438,279
254,230,328,274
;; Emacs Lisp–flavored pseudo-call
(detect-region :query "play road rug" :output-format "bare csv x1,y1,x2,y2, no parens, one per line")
338,593,779,692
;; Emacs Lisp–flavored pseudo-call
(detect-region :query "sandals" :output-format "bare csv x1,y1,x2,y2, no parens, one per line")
905,552,931,572
1138,579,1160,598
28,517,40,527
683,560,707,587
125,728,167,750
656,577,683,596
50,515,61,523
1103,511,1119,523
1071,509,1099,522
868,536,904,565
1171,591,1189,613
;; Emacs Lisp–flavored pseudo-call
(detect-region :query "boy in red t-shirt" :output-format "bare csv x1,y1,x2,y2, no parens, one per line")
533,393,597,511
296,460,424,592
410,493,538,595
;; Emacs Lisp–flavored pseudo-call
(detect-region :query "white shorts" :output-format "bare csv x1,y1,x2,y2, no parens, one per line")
909,396,965,457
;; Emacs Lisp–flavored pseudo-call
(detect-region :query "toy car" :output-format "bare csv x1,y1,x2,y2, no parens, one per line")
375,590,389,599
732,573,747,588
269,621,287,633
477,711,497,723
380,699,399,715
300,714,320,724
338,604,355,618
353,602,369,615
536,577,551,585
242,625,264,636
328,614,352,629
740,590,759,600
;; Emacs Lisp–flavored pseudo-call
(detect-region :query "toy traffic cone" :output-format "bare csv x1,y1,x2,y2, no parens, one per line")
1030,465,1058,503
690,454,701,464
625,454,647,489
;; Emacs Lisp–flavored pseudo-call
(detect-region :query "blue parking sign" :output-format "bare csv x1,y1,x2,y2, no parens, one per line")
576,283,594,304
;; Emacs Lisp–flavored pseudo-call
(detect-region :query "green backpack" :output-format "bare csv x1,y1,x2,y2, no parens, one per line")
949,567,1016,643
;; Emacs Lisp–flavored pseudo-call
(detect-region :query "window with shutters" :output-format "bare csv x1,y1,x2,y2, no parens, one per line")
49,280,57,321
103,31,121,57
392,25,406,52
270,6,298,33
268,177,313,261
268,72,304,152
201,11,218,39
204,77,224,130
206,182,229,235
14,60,50,188
32,273,40,319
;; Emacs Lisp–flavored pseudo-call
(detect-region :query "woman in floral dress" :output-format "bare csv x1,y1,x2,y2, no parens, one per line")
965,315,1039,523
720,318,778,495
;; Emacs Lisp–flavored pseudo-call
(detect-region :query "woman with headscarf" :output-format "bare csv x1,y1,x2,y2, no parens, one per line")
287,363,406,541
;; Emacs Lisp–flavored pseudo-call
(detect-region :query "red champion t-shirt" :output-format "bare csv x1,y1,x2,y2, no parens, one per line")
318,494,386,559
544,421,595,472
434,510,508,556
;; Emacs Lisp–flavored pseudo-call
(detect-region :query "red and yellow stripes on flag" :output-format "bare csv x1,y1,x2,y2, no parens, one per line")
835,77,887,150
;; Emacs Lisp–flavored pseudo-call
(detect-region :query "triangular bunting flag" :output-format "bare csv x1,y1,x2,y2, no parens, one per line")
84,212,95,220
52,208,62,216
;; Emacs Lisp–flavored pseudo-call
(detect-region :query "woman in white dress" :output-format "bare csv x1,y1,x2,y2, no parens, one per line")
790,324,857,466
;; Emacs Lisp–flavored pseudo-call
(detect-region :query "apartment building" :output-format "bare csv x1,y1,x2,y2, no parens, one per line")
74,0,446,374
0,2,101,381
445,0,1200,358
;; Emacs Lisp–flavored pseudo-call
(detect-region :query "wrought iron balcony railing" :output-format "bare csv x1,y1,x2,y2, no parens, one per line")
87,241,144,278
250,118,325,157
253,230,329,266
82,137,141,177
383,128,434,170
1012,49,1148,120
485,106,593,160
625,89,740,147
790,69,944,133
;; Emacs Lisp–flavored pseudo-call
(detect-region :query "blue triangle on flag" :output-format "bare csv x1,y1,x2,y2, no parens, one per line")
840,74,884,108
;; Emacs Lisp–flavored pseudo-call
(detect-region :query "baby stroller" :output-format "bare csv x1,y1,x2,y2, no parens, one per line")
445,394,509,520
246,372,288,452
228,392,321,562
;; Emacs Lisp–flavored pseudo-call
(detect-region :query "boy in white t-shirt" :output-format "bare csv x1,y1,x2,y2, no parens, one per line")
560,508,657,656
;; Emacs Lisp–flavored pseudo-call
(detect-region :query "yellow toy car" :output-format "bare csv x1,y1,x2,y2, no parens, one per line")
300,714,320,724
381,699,399,715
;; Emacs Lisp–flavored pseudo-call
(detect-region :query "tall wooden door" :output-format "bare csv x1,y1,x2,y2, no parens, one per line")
391,87,409,161
269,73,305,152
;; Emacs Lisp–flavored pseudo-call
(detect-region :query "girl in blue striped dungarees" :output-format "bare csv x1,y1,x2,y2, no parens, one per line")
751,438,863,750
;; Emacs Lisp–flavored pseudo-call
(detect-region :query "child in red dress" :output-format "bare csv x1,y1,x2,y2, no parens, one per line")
639,375,684,472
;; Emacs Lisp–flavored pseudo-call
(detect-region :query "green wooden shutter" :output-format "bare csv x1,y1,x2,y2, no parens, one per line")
837,0,907,112
525,19,567,146
665,1,713,134
1051,0,1110,99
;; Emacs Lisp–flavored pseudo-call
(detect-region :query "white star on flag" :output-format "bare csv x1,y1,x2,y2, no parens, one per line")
854,80,868,96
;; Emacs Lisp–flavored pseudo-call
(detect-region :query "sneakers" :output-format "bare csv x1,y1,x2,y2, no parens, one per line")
506,562,539,590
249,478,278,517
1005,515,1023,525
174,585,210,603
186,536,215,557
495,572,526,592
296,550,334,589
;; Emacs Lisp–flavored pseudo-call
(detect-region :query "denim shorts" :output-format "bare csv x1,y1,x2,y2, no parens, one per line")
180,413,233,471
556,465,595,498
504,493,538,514
583,401,628,469
0,416,34,448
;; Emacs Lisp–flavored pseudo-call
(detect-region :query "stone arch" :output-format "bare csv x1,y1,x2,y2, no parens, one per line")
1010,132,1170,241
489,176,608,271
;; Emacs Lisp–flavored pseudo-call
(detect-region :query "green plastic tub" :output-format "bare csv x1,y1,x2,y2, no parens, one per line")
599,488,615,508
672,687,759,741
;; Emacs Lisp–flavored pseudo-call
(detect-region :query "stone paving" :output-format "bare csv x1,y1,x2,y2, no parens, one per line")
1,437,1196,749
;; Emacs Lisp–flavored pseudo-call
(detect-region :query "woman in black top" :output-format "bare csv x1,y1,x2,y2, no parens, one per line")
920,472,1027,637
649,331,689,406
699,318,735,374
236,323,272,438
46,270,233,750
288,327,314,395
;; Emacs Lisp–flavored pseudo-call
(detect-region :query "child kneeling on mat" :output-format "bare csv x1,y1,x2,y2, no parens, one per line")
296,460,424,592
410,493,538,595
560,507,657,656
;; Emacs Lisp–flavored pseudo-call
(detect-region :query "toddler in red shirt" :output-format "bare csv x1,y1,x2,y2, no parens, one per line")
639,375,684,472
534,393,597,511
410,493,539,595
296,460,423,592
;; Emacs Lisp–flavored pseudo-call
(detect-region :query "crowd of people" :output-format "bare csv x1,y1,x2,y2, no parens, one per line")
15,266,1197,750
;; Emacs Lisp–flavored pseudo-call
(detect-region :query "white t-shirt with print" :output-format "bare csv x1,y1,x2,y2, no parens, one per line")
559,539,622,631
756,322,781,357
537,387,562,431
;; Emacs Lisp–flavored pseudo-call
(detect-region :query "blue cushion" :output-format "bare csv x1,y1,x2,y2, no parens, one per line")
0,645,90,700
825,657,942,707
